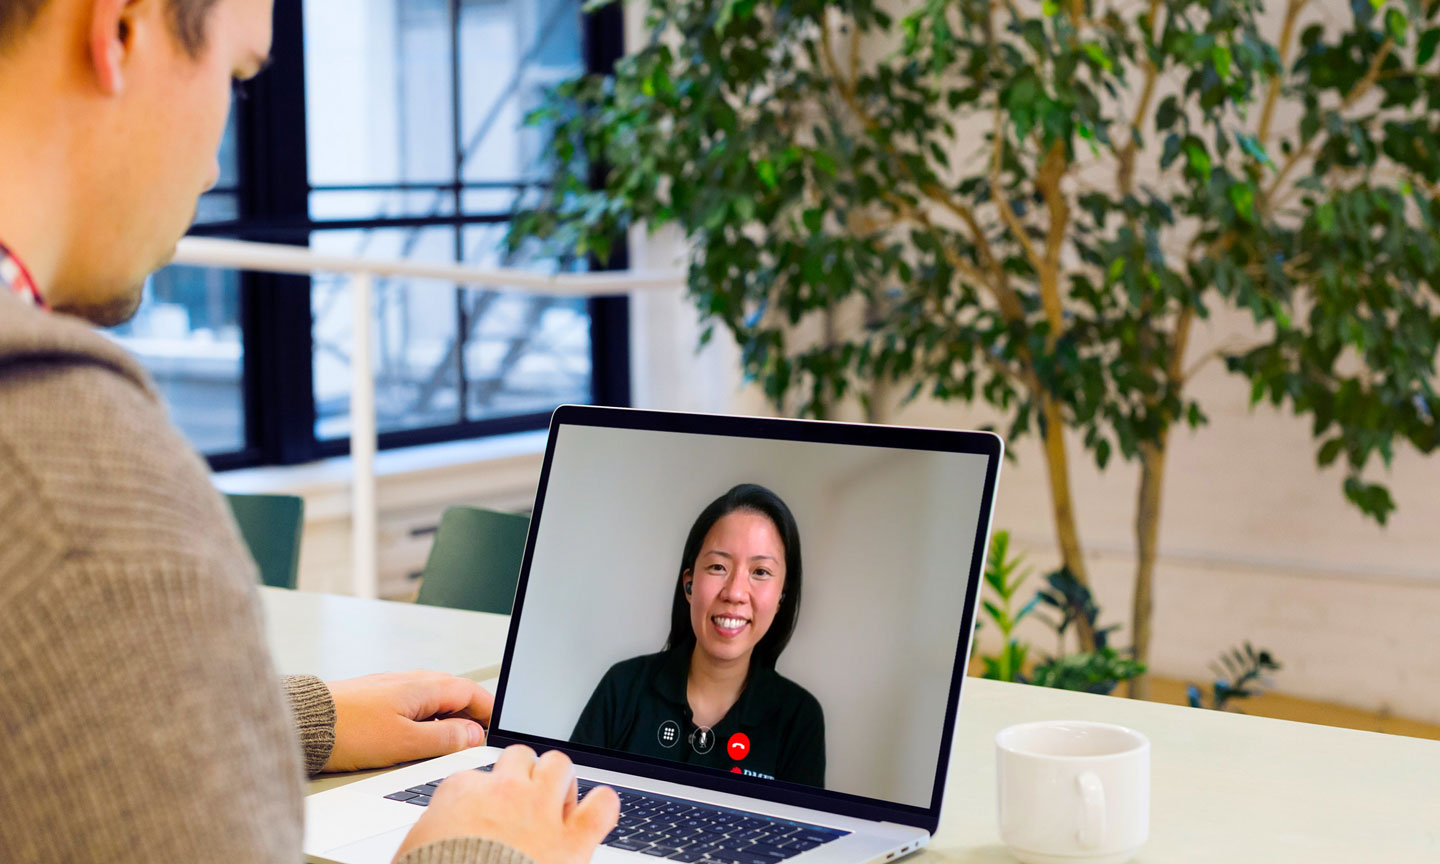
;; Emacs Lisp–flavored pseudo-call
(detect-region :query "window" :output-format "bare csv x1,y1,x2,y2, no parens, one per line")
107,0,627,469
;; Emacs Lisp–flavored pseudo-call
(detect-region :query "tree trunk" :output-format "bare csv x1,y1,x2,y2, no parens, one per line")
1128,434,1169,699
1040,395,1097,652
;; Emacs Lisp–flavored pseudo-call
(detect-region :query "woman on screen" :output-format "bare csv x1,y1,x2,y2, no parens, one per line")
571,483,826,787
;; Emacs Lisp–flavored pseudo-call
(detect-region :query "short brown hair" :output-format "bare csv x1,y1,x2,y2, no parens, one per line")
0,0,223,58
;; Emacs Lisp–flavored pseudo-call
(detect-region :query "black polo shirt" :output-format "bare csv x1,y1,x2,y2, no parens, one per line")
570,649,826,788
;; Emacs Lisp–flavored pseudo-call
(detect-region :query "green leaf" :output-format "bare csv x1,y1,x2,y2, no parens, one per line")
1237,133,1273,167
1042,0,1059,15
1386,9,1408,45
1006,75,1040,139
1184,140,1212,182
1317,437,1345,466
1212,44,1233,80
1228,183,1255,222
1155,96,1179,132
757,159,777,190
1419,29,1440,65
1082,43,1115,73
803,207,824,233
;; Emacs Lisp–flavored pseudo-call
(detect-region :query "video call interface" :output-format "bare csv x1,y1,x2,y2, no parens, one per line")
497,423,993,809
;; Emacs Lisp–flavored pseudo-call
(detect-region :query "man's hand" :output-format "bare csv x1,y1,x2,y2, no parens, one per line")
394,746,620,864
323,671,493,773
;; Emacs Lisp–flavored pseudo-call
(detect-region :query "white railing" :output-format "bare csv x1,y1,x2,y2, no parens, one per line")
174,237,683,599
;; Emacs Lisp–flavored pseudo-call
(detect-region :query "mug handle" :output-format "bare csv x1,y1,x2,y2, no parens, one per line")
1076,771,1105,849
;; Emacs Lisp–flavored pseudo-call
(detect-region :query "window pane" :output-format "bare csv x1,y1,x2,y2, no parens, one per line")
311,227,463,439
215,104,240,190
304,0,455,186
309,189,456,225
107,266,245,454
461,224,591,420
195,192,239,226
458,0,583,184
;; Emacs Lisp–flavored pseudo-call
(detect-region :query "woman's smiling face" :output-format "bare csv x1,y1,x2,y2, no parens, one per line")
684,509,787,666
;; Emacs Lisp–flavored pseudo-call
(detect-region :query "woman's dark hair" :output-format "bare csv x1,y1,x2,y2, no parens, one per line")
664,483,803,670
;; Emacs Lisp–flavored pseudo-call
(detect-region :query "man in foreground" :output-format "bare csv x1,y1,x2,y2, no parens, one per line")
0,0,619,861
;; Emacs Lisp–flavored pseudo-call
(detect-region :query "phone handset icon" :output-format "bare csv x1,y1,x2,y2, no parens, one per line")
727,732,750,761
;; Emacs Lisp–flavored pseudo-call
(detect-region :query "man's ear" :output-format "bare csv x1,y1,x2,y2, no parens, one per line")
87,0,144,94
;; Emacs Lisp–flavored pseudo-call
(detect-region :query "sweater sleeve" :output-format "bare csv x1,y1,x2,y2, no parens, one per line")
396,837,537,864
284,673,338,775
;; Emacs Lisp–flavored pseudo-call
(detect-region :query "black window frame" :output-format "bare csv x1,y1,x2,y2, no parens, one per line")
201,0,628,472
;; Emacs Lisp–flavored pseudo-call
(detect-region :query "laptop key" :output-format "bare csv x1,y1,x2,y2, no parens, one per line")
384,791,418,802
668,853,707,862
405,794,431,806
610,840,651,852
642,847,680,857
407,785,439,796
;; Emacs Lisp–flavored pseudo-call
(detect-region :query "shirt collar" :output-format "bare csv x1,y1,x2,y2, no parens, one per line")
652,646,784,726
0,239,45,310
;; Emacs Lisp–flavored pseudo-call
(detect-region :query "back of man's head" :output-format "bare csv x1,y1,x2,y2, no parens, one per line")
0,0,220,58
0,0,271,326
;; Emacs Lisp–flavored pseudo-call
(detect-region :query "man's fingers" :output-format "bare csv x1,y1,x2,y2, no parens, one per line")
410,675,494,724
463,682,495,726
532,749,576,810
401,717,484,759
562,776,580,819
494,744,539,777
569,785,621,847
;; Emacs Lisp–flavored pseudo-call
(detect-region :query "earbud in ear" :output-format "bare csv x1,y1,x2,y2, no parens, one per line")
684,582,692,596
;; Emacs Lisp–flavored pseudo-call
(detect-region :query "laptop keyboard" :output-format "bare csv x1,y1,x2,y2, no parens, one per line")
384,765,849,862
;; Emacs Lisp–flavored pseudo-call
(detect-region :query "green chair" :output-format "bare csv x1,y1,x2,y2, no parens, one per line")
416,506,530,615
226,493,305,590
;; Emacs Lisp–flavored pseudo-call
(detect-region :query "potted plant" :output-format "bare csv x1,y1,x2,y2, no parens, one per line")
511,0,1440,696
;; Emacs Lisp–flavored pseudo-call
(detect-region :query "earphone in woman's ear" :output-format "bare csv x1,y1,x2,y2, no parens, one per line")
684,581,692,595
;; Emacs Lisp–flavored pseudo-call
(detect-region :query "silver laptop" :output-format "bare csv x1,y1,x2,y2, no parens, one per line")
305,406,1002,864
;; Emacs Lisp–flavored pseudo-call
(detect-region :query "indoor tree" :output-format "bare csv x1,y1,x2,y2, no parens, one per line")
510,0,1440,696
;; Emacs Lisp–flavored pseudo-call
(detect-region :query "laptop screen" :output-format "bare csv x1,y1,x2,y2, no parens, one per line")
492,408,999,818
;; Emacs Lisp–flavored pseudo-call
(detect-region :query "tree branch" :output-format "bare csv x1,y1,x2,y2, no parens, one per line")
1117,0,1165,199
817,12,1027,325
1179,336,1269,385
1257,0,1312,147
1037,139,1071,347
991,103,1046,276
1264,37,1393,210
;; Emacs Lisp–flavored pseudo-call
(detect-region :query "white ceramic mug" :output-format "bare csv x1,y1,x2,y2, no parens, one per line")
995,721,1150,864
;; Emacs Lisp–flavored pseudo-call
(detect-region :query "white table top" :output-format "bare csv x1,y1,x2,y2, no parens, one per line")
261,586,511,682
264,588,1440,863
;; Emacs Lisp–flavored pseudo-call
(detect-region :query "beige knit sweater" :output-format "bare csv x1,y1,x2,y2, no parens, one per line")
0,292,527,864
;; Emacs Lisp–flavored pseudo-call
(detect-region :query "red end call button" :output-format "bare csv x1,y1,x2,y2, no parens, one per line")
727,732,750,761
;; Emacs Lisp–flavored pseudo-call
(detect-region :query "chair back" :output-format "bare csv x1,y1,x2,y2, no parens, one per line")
226,493,305,590
416,506,529,615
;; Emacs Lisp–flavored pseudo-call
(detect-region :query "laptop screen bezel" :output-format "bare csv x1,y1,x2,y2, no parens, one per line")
486,405,1002,835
